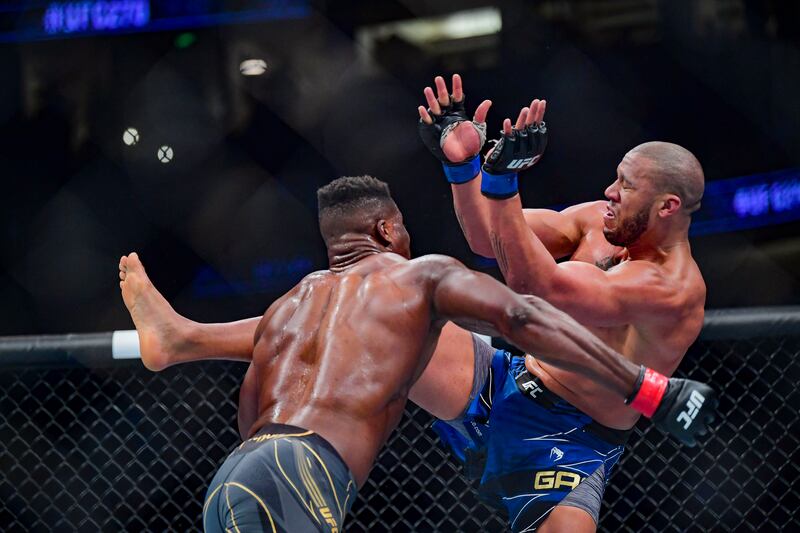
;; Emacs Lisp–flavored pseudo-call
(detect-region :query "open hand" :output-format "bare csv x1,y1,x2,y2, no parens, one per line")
418,74,492,163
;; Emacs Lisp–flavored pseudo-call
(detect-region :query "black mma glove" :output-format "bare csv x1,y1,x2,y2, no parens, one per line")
626,366,717,447
418,96,487,183
480,122,548,199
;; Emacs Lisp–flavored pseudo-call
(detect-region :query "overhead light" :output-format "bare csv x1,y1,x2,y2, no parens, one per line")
357,7,502,53
239,59,268,76
122,127,139,146
157,145,174,163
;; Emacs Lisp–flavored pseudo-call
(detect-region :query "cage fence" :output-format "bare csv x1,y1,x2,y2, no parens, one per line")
0,308,798,532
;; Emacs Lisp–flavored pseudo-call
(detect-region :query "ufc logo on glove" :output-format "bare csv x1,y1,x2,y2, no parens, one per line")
506,156,541,169
676,390,705,429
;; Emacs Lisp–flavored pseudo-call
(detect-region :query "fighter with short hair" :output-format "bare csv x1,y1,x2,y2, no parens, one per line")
120,175,713,532
416,74,710,532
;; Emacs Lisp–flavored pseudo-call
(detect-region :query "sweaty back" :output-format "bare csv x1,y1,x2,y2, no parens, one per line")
248,253,443,485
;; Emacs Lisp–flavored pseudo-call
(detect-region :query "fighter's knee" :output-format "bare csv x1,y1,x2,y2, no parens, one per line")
537,505,597,533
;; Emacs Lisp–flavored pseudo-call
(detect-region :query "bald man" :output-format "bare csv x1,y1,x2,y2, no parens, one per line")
418,74,708,531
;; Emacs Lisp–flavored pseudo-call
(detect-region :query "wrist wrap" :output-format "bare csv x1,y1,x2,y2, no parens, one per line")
626,366,669,418
442,155,481,184
480,170,519,199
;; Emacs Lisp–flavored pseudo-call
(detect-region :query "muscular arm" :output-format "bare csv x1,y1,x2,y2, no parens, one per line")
486,194,677,327
452,176,590,259
429,257,639,398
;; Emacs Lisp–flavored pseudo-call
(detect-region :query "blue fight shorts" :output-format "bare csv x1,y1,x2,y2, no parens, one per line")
433,347,631,532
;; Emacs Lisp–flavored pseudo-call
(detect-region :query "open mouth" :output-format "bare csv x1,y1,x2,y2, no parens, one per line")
603,206,616,227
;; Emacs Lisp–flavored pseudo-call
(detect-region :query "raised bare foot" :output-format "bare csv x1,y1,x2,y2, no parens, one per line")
119,252,187,370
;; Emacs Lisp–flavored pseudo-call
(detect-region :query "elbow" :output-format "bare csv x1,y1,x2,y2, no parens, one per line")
505,272,529,294
469,242,495,259
505,272,551,300
498,295,565,342
498,301,546,340
463,231,495,258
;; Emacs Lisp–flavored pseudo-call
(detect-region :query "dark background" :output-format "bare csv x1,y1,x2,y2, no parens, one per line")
2,0,800,337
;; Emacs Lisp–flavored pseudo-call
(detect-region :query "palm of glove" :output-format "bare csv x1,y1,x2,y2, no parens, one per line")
442,121,484,163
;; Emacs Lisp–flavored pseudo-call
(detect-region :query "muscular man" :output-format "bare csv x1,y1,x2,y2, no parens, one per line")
120,176,712,532
417,74,708,531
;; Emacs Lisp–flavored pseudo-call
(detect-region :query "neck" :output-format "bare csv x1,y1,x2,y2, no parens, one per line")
626,220,691,262
327,234,384,272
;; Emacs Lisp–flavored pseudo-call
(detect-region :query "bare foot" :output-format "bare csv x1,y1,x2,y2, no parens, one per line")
119,252,188,371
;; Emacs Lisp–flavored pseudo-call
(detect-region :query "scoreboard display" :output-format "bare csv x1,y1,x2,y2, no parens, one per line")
0,0,309,42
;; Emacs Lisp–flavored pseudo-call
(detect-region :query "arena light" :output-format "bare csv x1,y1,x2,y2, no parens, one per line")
122,127,139,146
239,59,268,76
157,145,174,163
357,7,501,54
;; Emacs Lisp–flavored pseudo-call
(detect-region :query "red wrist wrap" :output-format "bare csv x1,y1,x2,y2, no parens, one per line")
629,368,669,418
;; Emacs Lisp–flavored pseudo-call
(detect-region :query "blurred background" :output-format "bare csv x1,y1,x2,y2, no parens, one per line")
1,0,799,336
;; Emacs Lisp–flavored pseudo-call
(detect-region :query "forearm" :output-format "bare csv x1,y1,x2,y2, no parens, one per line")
504,295,639,398
451,176,495,257
486,195,559,296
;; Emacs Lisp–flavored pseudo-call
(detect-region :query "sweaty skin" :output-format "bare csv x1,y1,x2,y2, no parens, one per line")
421,76,707,431
416,75,709,533
482,165,705,431
121,250,640,488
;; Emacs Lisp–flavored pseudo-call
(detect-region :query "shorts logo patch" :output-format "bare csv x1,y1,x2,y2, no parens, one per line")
519,377,543,399
534,470,582,490
319,506,338,532
549,447,564,462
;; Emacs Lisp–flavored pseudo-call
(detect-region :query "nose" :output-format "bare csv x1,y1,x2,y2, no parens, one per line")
605,181,619,202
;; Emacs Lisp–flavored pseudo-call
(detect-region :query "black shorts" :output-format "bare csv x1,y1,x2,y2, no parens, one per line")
203,424,357,533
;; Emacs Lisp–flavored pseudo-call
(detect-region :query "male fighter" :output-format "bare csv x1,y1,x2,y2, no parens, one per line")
120,176,713,532
417,74,708,531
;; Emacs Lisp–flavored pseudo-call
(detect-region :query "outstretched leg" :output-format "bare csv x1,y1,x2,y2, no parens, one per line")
119,252,260,370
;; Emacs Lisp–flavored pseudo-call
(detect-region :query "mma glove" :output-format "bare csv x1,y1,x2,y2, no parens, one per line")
480,122,548,199
418,96,486,184
625,366,717,447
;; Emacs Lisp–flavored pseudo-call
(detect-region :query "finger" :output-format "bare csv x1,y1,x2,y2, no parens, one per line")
473,99,492,123
527,99,540,126
452,74,463,102
418,106,433,125
503,118,512,136
435,76,450,107
514,107,529,131
533,99,547,124
424,87,441,115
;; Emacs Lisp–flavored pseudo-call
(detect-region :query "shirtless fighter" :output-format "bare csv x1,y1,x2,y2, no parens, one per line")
120,176,713,532
417,74,709,531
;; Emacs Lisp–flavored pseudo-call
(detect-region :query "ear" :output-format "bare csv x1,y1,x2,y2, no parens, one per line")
376,219,392,246
658,194,682,218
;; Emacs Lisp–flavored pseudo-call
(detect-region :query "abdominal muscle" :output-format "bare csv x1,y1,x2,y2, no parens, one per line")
527,356,641,430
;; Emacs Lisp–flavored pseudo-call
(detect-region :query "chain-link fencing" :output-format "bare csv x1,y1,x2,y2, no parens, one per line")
1,309,798,531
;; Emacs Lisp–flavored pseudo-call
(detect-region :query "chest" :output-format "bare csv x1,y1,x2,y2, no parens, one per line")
570,230,623,270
